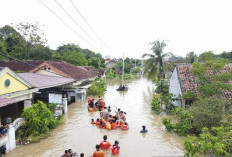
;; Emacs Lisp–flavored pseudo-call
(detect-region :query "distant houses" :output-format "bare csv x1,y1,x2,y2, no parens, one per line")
169,64,232,108
0,60,103,153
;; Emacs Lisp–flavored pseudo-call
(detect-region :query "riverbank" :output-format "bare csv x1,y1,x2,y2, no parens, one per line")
6,78,184,157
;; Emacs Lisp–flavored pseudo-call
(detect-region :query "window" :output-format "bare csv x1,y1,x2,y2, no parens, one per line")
4,79,11,88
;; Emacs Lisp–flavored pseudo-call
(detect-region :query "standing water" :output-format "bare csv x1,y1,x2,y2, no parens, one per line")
6,78,184,157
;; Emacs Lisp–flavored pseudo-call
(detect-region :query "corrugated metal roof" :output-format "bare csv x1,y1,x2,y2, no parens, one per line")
0,97,21,107
18,73,75,89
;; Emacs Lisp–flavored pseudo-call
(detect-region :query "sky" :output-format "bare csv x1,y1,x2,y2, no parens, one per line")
1,0,232,59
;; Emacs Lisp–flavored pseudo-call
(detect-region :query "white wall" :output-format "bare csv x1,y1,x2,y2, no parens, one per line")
35,69,61,77
169,67,182,107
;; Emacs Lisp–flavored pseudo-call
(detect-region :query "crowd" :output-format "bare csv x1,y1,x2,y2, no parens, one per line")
61,95,149,157
88,96,129,131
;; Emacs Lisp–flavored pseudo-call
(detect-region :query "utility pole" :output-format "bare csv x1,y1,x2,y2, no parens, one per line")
122,52,125,85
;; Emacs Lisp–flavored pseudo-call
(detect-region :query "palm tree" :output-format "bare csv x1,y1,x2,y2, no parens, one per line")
142,40,170,81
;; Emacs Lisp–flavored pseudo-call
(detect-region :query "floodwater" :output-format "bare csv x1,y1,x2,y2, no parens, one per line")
6,78,184,157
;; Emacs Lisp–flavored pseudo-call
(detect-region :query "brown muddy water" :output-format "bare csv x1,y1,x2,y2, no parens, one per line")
6,78,184,157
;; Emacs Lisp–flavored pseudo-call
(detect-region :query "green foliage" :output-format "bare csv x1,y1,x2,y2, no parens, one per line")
187,97,229,130
192,58,232,97
182,91,196,100
132,67,141,74
61,51,87,66
88,57,101,69
186,52,198,63
87,79,106,96
120,73,132,80
162,110,194,136
155,79,169,94
106,69,117,79
184,126,232,156
47,103,57,114
151,94,161,114
162,118,174,131
21,101,56,137
116,61,131,73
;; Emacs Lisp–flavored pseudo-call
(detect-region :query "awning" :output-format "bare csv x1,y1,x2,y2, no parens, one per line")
0,97,21,108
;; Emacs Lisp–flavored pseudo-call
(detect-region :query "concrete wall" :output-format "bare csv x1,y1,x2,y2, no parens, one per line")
169,67,182,107
106,62,116,69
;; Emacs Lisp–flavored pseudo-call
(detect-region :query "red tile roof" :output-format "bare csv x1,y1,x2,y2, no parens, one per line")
0,60,96,81
177,64,232,100
18,73,75,89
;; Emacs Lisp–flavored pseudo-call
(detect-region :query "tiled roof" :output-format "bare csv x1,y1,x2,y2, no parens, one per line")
177,64,232,100
18,73,75,89
84,66,98,76
0,60,96,81
0,60,43,72
0,97,20,107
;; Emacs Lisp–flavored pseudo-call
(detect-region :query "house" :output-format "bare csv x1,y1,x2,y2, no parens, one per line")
18,73,75,106
106,60,116,69
0,67,38,124
169,64,232,108
0,60,97,85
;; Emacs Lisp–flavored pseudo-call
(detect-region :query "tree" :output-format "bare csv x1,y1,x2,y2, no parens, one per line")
0,39,7,60
116,61,131,73
142,40,171,81
88,57,101,69
198,51,214,62
186,52,197,63
61,51,87,66
57,43,81,56
192,57,231,97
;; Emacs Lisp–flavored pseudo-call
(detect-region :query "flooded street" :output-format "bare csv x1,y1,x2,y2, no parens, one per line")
7,78,184,157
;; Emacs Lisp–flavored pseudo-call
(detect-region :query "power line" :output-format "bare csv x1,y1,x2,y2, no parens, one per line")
39,0,91,46
54,0,96,44
69,0,110,50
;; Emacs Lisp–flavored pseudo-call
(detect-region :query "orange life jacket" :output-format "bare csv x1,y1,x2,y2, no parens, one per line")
93,150,105,157
111,123,117,130
111,145,120,155
122,124,129,130
95,121,100,125
100,141,111,149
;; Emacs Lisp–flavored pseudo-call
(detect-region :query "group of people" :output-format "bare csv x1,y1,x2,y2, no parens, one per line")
61,149,82,157
93,135,120,157
88,96,105,111
91,107,128,131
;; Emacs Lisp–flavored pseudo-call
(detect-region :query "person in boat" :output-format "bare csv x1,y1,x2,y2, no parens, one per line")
93,144,105,157
91,119,95,124
111,120,117,130
122,122,129,130
111,140,120,155
115,108,120,120
101,107,109,121
107,106,111,112
61,150,69,157
95,118,100,125
140,125,148,133
89,98,94,109
88,97,92,105
99,119,106,129
108,115,114,123
117,111,126,126
100,135,111,150
80,153,84,157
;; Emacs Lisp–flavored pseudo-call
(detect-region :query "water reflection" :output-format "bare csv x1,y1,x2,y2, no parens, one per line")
6,78,184,157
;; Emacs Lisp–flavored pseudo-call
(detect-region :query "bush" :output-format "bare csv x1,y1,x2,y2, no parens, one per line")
184,126,232,156
87,79,106,96
155,79,169,94
162,118,174,131
22,101,56,136
106,69,117,79
47,103,56,114
132,67,141,74
151,94,161,114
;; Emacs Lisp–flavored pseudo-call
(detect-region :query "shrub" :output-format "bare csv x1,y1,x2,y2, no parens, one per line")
22,101,56,136
87,79,106,96
151,94,161,114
